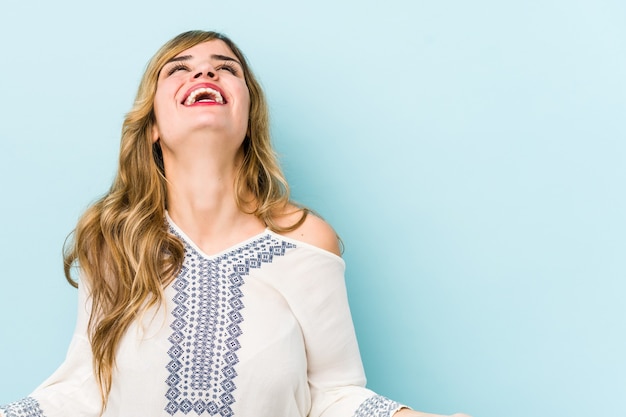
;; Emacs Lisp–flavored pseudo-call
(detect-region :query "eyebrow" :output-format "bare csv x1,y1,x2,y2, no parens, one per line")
164,54,242,66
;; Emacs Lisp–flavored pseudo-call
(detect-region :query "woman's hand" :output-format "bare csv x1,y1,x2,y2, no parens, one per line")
394,409,472,417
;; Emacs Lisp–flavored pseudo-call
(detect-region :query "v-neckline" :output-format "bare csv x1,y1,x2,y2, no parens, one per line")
165,211,271,260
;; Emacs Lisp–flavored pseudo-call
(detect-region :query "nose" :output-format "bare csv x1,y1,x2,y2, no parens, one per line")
194,70,215,79
191,59,219,80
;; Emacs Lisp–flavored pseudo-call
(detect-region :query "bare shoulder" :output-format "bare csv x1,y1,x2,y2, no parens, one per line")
275,205,342,257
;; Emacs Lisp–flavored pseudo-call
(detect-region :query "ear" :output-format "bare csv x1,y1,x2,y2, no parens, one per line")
151,123,160,143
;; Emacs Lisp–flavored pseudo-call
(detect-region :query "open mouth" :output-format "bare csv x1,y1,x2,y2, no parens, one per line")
183,87,225,105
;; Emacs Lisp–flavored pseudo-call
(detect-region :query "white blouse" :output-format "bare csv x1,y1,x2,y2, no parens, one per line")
1,216,404,417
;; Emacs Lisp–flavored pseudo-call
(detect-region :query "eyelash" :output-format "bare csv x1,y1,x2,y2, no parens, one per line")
217,62,238,75
166,63,190,76
165,62,239,77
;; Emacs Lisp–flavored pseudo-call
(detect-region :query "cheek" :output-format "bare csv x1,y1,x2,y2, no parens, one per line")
153,92,166,120
151,89,172,141
241,88,251,121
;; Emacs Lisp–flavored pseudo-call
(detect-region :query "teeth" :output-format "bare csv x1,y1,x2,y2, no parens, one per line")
184,87,224,105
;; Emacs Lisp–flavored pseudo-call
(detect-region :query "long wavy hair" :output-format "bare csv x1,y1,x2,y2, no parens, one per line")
63,30,306,410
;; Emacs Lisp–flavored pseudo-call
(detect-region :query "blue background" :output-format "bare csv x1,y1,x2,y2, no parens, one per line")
1,1,624,416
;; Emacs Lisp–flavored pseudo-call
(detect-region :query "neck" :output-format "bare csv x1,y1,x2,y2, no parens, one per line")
163,145,264,255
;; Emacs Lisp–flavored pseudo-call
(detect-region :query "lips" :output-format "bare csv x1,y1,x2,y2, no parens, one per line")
181,83,227,106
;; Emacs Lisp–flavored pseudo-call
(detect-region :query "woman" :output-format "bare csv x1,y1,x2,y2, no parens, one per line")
0,30,470,417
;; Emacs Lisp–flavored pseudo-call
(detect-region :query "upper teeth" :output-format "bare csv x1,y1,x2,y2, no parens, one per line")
184,87,224,105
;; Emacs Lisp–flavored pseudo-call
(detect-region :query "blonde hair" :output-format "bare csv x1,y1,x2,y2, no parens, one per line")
63,30,306,410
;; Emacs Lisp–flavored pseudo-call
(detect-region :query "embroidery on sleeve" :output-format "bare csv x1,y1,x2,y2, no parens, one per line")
353,395,403,417
164,231,295,416
0,397,45,417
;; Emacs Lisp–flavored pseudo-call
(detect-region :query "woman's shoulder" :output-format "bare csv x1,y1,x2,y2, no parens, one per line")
273,204,341,257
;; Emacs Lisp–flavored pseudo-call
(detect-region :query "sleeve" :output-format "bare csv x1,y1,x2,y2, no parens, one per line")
0,279,102,417
276,246,408,417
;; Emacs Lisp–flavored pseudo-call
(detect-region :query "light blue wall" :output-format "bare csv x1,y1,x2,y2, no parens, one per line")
1,1,624,416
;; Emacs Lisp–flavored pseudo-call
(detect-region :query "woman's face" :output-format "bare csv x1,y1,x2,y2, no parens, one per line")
151,39,250,151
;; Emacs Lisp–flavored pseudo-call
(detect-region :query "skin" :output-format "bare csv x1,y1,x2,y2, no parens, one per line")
151,39,470,417
152,39,264,254
151,39,341,256
396,411,472,417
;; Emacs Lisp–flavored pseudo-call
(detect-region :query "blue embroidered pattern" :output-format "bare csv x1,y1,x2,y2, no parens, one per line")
0,397,45,417
353,395,403,417
165,230,295,416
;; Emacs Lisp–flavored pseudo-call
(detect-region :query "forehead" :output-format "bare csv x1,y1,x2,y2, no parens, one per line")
171,39,237,60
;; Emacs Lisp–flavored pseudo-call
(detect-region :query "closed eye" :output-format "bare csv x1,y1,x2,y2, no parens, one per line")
166,62,190,76
217,62,239,76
